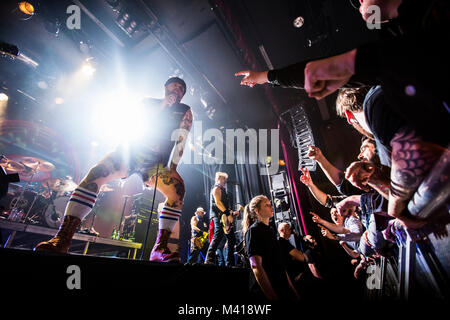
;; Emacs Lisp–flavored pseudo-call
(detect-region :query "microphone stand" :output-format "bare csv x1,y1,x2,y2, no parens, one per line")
118,195,130,240
88,191,105,235
139,160,160,260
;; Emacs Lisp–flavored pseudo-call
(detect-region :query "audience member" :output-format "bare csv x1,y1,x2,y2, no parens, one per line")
310,208,363,251
243,195,300,301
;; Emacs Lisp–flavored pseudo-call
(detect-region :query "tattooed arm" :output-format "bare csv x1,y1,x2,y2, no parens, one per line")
367,164,391,199
170,108,193,169
388,127,440,223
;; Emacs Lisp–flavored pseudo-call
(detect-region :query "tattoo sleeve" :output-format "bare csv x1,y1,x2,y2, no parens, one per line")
388,127,439,217
171,109,193,167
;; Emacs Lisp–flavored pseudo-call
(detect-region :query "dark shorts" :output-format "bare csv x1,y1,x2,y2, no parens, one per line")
115,143,171,182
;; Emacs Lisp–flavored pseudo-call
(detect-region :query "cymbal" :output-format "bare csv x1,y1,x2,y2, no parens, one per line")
19,170,51,182
8,183,22,191
42,177,77,193
0,159,25,173
20,156,55,172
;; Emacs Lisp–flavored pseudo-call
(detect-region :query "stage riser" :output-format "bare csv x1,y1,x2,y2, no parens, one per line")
0,248,250,301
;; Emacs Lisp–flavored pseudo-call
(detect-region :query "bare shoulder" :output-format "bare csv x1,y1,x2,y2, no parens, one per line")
213,186,222,196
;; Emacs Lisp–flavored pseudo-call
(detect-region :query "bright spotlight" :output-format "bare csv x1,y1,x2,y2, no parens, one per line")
81,63,96,77
0,93,8,101
92,91,146,145
293,16,305,28
18,2,35,16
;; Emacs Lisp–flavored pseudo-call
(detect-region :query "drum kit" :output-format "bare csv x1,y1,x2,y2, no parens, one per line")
0,155,78,229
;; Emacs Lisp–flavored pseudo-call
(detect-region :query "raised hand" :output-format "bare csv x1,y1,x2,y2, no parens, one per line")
299,167,313,186
163,93,178,106
306,145,323,161
320,226,335,240
310,211,323,225
235,70,268,87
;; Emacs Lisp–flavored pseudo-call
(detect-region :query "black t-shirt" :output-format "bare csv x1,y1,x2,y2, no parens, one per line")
245,221,292,300
278,238,307,280
364,86,406,167
364,85,449,168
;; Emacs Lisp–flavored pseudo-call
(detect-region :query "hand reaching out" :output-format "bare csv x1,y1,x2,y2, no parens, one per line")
235,70,268,87
306,145,323,162
304,49,356,100
320,226,335,240
310,211,323,225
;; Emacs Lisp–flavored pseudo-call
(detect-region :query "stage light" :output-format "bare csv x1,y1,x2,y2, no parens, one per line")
279,160,285,166
11,1,39,21
116,11,139,36
81,63,96,77
37,81,48,89
18,2,35,16
0,93,8,101
92,91,146,144
293,16,305,28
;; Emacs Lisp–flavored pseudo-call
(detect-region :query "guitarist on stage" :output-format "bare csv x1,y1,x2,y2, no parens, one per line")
205,172,239,266
187,207,209,264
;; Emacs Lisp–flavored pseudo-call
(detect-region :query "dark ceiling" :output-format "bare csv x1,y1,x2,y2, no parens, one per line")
0,0,378,176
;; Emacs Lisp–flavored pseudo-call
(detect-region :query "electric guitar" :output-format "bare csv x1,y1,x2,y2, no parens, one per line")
193,231,209,249
221,205,243,235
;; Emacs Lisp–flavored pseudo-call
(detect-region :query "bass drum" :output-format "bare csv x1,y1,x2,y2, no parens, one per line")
42,196,69,229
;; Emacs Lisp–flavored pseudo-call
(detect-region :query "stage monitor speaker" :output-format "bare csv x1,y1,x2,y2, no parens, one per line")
134,214,159,260
131,194,159,260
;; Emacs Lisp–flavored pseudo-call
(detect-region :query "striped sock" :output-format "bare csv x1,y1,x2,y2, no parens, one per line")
159,205,182,232
65,187,98,220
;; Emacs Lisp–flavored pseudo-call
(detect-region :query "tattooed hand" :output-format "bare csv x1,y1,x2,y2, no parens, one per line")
170,109,193,168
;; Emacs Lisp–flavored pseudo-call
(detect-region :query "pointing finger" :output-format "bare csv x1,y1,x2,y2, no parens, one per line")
235,71,250,77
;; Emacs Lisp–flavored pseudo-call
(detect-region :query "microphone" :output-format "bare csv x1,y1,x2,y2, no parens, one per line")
0,41,20,57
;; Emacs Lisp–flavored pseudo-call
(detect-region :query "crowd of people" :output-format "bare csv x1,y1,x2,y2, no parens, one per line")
232,0,449,301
